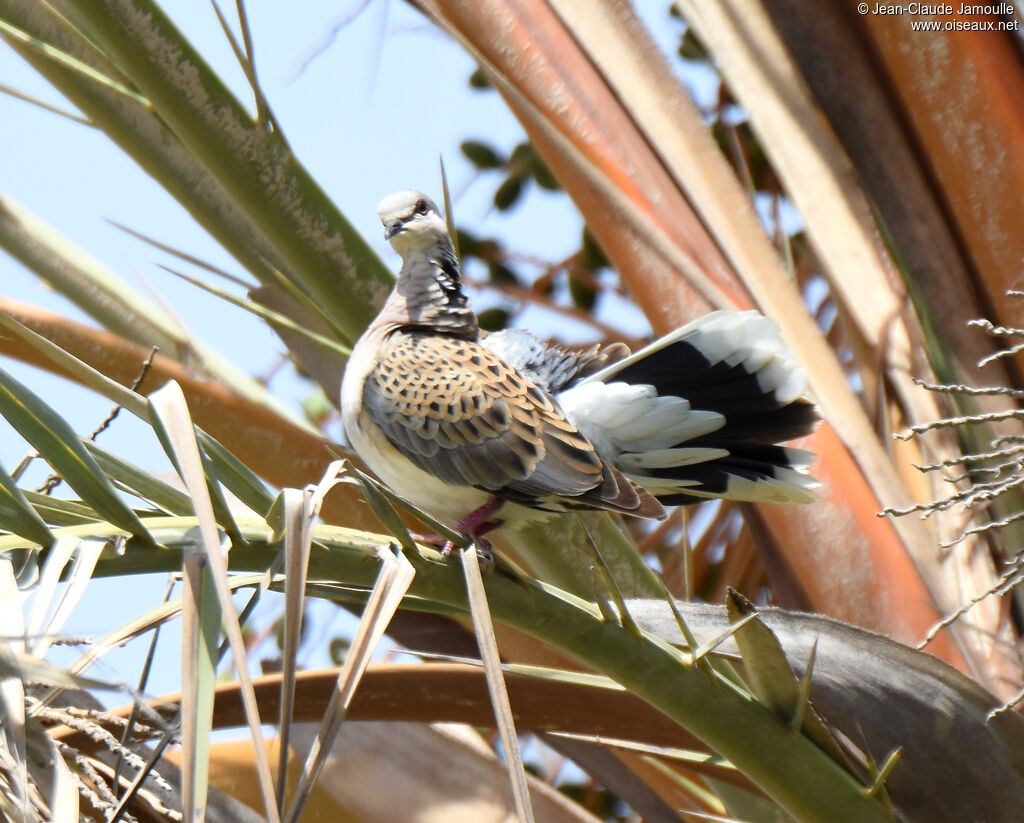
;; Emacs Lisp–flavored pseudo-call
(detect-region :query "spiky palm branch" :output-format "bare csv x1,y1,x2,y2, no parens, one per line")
0,1,1022,821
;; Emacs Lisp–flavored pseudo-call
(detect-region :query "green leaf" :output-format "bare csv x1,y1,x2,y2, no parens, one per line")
460,140,504,169
0,17,147,104
148,381,280,820
580,226,609,271
301,388,334,427
468,66,491,89
148,396,242,541
0,309,144,418
509,142,534,170
487,260,518,286
460,545,535,821
528,154,560,191
0,459,53,546
57,0,390,343
195,442,244,541
2,2,390,349
726,589,801,716
454,228,480,259
196,431,275,518
568,273,597,311
82,529,897,823
328,637,350,666
726,589,852,769
477,308,511,332
0,194,180,355
86,441,193,516
494,174,526,211
474,238,501,261
22,492,100,527
0,197,305,426
163,265,351,358
179,532,220,823
0,365,148,539
677,28,709,62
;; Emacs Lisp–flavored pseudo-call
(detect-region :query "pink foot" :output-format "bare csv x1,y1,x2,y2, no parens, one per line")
410,531,448,548
443,498,505,561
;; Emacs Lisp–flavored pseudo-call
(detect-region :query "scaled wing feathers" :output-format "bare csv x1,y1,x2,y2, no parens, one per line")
363,330,660,515
483,329,630,393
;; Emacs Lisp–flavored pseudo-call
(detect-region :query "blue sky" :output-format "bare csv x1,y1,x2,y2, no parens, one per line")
0,0,701,697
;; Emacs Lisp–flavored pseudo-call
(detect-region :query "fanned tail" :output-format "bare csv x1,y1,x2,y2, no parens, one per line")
558,311,820,505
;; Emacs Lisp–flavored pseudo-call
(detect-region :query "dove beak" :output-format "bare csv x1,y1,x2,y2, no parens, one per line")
384,218,406,241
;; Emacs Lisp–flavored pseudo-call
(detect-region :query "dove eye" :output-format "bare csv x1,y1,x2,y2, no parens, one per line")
414,199,429,215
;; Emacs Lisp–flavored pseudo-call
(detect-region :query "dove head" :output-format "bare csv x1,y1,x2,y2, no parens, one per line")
377,190,449,257
374,190,476,336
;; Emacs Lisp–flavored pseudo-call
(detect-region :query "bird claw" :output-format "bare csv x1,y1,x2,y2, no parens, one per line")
439,537,493,568
410,531,448,549
470,536,494,568
414,499,505,565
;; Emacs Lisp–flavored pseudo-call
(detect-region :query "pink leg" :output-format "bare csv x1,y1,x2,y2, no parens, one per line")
456,497,505,538
438,497,505,559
